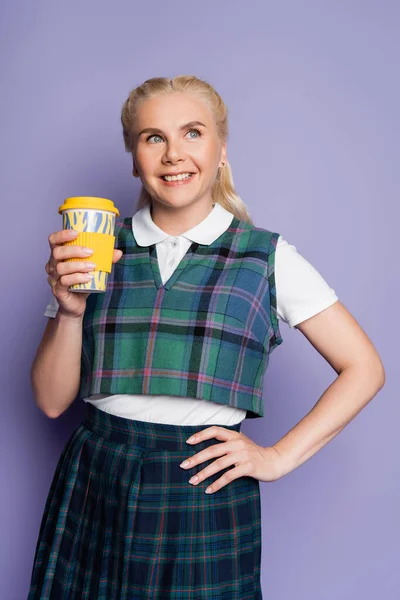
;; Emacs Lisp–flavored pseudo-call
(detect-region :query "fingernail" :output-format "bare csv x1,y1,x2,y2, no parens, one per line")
67,229,79,236
186,436,196,443
82,248,94,255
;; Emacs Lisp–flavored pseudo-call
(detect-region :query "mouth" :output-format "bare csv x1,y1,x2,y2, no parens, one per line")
159,173,196,187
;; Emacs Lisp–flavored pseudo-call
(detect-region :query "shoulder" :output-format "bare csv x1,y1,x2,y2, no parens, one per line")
233,218,281,252
273,234,324,268
273,235,339,329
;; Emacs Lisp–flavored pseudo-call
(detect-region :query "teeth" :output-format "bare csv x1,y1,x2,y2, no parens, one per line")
163,173,193,181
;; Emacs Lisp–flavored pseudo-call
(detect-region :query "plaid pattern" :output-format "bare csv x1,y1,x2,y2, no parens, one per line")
28,402,263,599
79,215,283,419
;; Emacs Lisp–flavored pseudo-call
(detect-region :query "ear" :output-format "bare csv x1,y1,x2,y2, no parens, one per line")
219,142,227,168
132,157,139,177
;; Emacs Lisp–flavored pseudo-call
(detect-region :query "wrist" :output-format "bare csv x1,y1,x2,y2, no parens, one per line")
56,310,84,325
265,445,296,479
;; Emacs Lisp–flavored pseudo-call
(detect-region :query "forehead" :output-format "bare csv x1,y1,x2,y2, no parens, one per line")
134,92,214,129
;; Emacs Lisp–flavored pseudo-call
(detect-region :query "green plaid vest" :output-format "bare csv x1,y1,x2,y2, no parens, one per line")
79,215,283,419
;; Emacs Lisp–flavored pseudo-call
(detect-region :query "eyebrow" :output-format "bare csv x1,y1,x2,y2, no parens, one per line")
138,120,207,137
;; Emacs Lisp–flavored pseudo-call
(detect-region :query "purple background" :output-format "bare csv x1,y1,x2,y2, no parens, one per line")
1,1,398,598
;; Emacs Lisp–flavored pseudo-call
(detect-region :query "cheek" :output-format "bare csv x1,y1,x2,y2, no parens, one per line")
137,155,158,178
136,144,158,165
195,148,219,174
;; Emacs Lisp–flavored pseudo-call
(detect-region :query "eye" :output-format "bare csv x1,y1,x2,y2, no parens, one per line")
146,134,163,144
187,128,201,139
146,128,202,143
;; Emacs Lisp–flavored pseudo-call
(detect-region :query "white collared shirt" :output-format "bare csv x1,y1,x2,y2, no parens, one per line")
44,202,338,425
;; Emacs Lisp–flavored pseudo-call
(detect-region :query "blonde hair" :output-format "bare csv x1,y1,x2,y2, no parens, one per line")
120,75,254,225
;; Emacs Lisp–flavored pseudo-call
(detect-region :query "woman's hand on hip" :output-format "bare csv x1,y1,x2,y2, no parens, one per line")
179,426,287,494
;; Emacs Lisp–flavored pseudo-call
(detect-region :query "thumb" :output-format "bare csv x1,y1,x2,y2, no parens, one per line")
112,249,123,263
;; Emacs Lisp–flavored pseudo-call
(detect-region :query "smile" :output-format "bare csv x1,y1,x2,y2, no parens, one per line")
159,173,196,187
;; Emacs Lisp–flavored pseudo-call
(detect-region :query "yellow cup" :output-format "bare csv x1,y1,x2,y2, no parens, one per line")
58,196,120,293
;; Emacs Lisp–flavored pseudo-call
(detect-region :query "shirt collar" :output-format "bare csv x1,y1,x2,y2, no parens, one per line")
132,202,235,247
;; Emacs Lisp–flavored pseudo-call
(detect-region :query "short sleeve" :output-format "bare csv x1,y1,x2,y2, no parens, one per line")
275,236,339,329
44,294,59,318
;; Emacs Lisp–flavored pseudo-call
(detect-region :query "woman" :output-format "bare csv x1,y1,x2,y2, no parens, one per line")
28,75,385,598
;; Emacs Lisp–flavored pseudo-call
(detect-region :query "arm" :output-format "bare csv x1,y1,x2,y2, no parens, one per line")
270,300,386,476
30,311,84,418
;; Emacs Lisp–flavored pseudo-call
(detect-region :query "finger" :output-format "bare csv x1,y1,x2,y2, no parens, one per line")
53,246,121,265
187,452,239,486
48,229,78,250
55,248,122,272
204,462,252,495
53,244,94,262
55,259,96,277
111,249,123,263
180,440,236,470
49,248,121,282
186,425,232,445
57,271,96,289
47,274,58,289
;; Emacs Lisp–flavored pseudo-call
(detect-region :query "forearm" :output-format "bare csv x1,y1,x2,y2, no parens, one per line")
271,363,385,477
31,311,84,418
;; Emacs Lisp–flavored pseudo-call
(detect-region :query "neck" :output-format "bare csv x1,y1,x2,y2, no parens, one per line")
150,200,215,236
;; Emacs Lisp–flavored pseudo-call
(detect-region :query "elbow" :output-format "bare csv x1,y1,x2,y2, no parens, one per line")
344,357,386,392
366,358,386,391
377,364,386,390
43,408,62,419
30,365,62,419
371,354,386,389
33,398,62,419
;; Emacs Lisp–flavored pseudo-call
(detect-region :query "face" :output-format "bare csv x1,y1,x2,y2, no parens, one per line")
131,91,226,210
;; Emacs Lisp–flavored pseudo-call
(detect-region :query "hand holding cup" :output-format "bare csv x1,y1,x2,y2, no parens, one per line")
45,229,123,319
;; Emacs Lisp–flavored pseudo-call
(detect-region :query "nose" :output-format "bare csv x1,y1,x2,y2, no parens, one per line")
162,138,186,164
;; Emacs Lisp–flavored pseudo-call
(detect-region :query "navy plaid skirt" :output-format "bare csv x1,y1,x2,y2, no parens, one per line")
28,402,262,599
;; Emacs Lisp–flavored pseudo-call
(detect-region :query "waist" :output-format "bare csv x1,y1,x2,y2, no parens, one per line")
83,401,242,450
83,393,246,425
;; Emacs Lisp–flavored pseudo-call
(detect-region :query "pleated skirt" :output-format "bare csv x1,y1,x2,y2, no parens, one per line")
28,402,262,599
